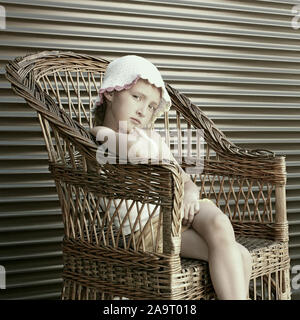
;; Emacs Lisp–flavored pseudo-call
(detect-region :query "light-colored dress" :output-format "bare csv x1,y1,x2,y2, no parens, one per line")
99,197,159,235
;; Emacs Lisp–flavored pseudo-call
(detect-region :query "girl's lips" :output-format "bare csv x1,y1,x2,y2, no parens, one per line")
130,117,141,124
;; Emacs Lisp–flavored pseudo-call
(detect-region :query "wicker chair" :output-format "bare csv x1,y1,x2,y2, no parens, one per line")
6,50,291,300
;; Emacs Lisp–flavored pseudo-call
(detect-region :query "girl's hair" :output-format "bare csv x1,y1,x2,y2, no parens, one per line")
93,98,107,126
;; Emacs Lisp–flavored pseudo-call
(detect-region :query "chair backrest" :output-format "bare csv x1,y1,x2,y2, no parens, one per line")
19,51,204,172
33,51,107,128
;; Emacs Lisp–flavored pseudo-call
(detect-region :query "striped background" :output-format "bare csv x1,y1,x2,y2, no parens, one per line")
0,0,299,299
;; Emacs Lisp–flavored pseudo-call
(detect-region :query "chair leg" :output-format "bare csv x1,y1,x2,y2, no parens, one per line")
61,277,125,300
61,278,75,300
276,268,291,300
248,269,291,300
61,278,87,300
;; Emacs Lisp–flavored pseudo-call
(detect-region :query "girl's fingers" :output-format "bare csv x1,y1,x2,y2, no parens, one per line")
182,201,200,226
188,206,194,225
182,205,190,225
195,201,200,213
183,210,188,226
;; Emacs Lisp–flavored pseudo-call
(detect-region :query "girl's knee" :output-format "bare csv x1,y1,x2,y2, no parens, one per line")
211,213,231,230
204,213,235,246
192,203,235,246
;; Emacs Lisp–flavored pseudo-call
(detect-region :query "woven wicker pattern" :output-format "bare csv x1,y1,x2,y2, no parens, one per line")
5,50,291,300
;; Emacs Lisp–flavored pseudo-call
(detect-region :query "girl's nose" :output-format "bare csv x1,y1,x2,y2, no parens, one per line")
136,104,147,117
136,110,144,117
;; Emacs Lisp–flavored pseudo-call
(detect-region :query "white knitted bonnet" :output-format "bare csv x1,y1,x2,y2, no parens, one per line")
94,55,171,128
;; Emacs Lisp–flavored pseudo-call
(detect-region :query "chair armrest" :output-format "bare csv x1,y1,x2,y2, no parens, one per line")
181,155,288,242
50,155,185,255
201,155,286,185
166,83,275,160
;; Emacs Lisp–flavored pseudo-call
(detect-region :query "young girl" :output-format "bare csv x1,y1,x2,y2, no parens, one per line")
90,55,253,300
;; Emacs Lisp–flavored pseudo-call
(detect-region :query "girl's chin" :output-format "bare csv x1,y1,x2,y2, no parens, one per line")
119,121,143,134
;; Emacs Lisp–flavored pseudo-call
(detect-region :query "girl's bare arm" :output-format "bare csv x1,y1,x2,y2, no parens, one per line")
90,126,140,157
91,127,197,195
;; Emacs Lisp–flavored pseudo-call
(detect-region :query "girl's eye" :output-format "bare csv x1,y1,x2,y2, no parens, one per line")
149,104,158,110
132,94,141,101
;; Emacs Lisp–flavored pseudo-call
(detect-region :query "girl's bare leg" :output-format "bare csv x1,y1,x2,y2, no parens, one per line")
236,243,253,299
180,229,252,298
180,202,252,300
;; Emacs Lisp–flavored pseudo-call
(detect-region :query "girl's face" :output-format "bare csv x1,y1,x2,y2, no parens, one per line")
103,79,161,133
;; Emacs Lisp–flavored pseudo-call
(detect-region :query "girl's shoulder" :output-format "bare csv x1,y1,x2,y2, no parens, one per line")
90,126,115,143
90,125,114,136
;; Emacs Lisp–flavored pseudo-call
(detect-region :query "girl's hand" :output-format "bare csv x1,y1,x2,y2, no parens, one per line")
181,199,200,226
90,126,115,141
128,127,159,159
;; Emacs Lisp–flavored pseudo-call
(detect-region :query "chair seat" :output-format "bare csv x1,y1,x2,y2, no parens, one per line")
178,236,289,300
61,235,288,300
